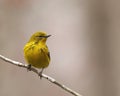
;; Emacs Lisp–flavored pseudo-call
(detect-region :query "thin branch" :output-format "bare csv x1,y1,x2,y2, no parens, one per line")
0,54,82,96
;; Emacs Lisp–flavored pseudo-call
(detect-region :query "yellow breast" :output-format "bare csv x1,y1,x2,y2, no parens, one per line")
24,42,50,69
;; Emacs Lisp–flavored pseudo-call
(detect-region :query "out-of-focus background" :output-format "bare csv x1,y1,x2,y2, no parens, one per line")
0,0,120,96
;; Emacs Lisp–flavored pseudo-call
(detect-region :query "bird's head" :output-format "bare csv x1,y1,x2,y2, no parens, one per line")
29,31,51,43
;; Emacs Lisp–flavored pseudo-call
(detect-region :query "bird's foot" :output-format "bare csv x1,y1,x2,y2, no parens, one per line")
38,68,44,79
27,64,32,71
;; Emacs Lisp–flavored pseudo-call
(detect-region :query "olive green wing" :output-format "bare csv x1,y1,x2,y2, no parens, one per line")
47,51,50,60
40,45,50,60
46,45,50,60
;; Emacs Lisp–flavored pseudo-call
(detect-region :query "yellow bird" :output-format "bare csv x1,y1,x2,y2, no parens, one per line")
24,32,51,77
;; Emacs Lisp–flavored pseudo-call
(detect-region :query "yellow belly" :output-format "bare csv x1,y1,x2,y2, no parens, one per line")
24,44,50,69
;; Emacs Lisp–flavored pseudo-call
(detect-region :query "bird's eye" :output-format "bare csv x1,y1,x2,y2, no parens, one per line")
36,36,43,38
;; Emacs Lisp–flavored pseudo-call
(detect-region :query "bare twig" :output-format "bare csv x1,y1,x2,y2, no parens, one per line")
0,54,82,96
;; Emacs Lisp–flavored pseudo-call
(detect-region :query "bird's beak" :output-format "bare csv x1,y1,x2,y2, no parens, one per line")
45,35,51,38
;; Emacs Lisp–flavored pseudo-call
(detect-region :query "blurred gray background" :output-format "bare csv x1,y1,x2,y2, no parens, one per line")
0,0,120,96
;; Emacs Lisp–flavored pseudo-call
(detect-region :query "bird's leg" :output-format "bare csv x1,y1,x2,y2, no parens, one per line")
39,68,44,79
27,64,32,71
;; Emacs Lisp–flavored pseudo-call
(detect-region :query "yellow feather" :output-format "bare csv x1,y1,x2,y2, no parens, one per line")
24,32,51,69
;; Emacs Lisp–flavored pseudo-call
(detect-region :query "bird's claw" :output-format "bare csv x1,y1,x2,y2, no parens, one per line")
38,72,42,79
38,68,44,79
27,64,32,71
